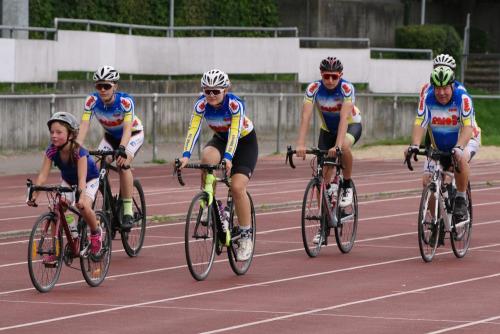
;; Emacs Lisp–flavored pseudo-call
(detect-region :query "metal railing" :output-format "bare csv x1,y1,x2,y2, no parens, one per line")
0,25,57,39
371,47,433,59
53,18,299,38
299,36,370,48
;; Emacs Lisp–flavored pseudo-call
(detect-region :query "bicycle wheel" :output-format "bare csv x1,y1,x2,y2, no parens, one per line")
301,178,323,257
335,181,358,253
93,182,118,240
228,192,256,275
121,179,147,257
27,213,63,293
185,192,216,281
80,211,112,287
418,185,441,262
451,183,473,258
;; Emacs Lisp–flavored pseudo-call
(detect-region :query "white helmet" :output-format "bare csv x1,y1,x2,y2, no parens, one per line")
433,54,456,70
201,69,230,88
93,65,120,82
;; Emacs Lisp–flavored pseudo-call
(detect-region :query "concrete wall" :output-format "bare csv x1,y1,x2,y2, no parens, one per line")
1,0,28,39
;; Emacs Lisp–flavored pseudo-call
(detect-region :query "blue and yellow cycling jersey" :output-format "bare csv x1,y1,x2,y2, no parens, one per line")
304,79,361,133
415,85,478,152
82,92,143,140
182,93,254,161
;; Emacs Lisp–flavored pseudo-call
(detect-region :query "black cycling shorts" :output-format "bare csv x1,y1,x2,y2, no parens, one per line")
318,123,362,150
205,130,258,178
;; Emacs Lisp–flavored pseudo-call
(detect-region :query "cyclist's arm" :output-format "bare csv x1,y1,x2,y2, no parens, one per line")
334,100,353,148
77,155,88,194
296,102,314,147
410,124,426,146
31,155,52,202
457,126,473,148
224,112,242,161
119,120,132,149
76,119,90,147
182,112,203,159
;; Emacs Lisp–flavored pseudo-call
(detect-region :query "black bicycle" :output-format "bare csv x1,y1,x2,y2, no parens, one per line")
287,146,358,256
405,148,472,262
89,150,146,257
174,159,256,281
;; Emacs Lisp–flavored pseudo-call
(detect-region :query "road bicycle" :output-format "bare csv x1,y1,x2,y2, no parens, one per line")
89,150,146,257
26,179,111,292
286,146,358,257
405,148,472,262
174,159,256,281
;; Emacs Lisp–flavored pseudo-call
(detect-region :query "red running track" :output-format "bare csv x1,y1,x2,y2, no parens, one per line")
0,157,500,333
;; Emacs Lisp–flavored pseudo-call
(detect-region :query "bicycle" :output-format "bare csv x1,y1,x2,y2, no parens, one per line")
286,146,358,257
405,148,472,262
174,159,256,281
89,150,146,257
25,179,111,292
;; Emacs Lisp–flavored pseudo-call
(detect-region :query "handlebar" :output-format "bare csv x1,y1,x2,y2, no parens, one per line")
404,148,461,173
26,178,79,207
286,145,342,169
88,149,130,170
173,158,230,187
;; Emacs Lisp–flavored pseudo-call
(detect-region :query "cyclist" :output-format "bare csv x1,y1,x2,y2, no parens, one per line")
178,69,258,261
406,66,479,227
296,57,362,209
76,65,144,231
27,112,102,259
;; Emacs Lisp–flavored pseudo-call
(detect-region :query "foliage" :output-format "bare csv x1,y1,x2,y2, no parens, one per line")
395,24,462,64
29,0,280,38
469,27,489,53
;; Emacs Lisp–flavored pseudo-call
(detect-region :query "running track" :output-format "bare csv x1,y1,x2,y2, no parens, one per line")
1,157,500,333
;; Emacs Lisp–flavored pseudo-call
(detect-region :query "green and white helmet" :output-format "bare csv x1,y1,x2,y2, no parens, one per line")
430,66,455,87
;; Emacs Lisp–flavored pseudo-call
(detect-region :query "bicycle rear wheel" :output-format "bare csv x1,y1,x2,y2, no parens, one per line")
121,179,147,257
451,184,473,258
228,192,256,275
185,192,216,281
80,211,112,287
418,185,440,262
27,213,63,293
334,181,358,253
301,178,323,257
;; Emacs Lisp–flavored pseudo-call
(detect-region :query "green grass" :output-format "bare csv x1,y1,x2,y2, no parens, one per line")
359,137,411,147
0,83,56,94
473,96,500,145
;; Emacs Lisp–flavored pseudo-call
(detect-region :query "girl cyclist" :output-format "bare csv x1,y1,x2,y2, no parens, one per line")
178,69,258,261
76,65,144,231
27,112,102,258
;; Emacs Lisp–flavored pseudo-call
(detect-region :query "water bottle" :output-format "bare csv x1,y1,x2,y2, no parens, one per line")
66,214,78,239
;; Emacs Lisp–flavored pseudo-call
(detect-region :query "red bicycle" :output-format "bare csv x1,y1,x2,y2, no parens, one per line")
26,179,112,292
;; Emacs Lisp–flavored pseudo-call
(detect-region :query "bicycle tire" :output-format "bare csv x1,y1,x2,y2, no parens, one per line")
27,213,63,293
418,185,440,262
451,183,473,258
301,178,323,257
80,211,112,287
121,179,147,257
334,181,358,253
228,192,256,275
93,181,118,240
185,192,216,281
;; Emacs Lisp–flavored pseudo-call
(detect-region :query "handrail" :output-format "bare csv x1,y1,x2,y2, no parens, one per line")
371,47,433,59
0,25,57,39
300,36,370,47
53,17,299,37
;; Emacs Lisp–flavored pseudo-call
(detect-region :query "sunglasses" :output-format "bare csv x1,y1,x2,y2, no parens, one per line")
95,83,113,91
204,88,224,96
322,73,340,80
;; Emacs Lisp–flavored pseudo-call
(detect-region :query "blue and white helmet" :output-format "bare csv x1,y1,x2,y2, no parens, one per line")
93,65,120,82
201,69,230,88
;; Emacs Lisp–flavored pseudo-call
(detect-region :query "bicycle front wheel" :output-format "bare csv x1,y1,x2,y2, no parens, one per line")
334,181,358,253
121,179,147,257
228,192,256,275
418,185,440,262
451,184,473,258
27,213,63,293
301,178,323,257
185,192,216,281
80,211,112,287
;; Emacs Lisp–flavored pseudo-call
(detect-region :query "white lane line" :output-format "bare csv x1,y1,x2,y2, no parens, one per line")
1,242,500,331
426,315,500,333
201,270,500,334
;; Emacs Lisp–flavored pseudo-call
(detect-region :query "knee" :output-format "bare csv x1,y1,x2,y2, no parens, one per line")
231,181,246,198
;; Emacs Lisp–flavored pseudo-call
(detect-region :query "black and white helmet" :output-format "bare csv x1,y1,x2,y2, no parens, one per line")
93,65,120,82
433,54,456,70
200,69,230,88
47,112,79,132
319,57,343,72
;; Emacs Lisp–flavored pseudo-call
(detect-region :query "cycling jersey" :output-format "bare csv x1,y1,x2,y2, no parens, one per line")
415,85,478,152
304,79,361,133
46,145,100,185
183,93,254,161
82,92,143,140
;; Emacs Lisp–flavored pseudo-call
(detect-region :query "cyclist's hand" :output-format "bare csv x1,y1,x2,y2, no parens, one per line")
27,199,37,207
115,145,131,167
223,159,232,176
328,146,341,158
452,145,465,165
405,145,419,160
178,157,189,169
296,145,306,159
